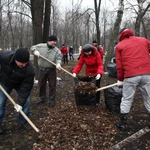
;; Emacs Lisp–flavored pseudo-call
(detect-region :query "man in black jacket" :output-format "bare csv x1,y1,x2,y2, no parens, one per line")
0,48,35,134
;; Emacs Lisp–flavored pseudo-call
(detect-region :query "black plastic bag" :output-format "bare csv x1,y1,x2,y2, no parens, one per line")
104,85,122,113
106,61,117,78
74,76,97,106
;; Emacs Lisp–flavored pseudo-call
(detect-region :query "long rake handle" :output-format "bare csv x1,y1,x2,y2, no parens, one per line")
39,55,74,77
96,83,118,92
0,85,39,132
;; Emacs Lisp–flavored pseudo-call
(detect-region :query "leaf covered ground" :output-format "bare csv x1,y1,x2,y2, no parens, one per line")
0,61,150,150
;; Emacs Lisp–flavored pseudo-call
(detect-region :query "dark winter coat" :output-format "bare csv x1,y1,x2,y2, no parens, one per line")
73,46,104,76
116,29,150,81
0,50,35,106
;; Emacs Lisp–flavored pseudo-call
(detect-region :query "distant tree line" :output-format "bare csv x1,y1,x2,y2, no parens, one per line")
0,0,150,64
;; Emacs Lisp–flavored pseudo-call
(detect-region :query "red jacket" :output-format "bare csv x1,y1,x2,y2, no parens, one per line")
116,31,150,81
73,46,104,76
60,46,68,55
99,46,104,59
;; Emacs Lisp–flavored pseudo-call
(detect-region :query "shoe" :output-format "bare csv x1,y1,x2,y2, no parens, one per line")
23,122,31,131
49,100,55,107
0,126,4,134
116,122,127,131
21,122,31,131
116,113,128,131
35,98,45,104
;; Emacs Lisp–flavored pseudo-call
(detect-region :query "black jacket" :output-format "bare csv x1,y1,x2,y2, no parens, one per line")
0,50,35,106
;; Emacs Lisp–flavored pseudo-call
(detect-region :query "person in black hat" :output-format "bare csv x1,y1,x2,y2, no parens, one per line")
30,35,62,107
0,48,35,134
72,44,104,105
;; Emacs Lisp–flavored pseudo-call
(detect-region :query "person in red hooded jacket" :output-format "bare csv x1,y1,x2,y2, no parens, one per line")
115,28,150,131
72,44,104,105
60,44,68,64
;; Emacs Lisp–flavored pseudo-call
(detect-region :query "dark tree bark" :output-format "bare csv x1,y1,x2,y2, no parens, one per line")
43,0,51,42
135,1,150,36
105,0,124,67
94,0,101,45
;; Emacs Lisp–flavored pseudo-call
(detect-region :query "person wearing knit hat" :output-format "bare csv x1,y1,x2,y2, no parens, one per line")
15,48,29,63
48,35,57,41
72,44,104,106
82,44,93,53
30,35,62,107
0,48,35,134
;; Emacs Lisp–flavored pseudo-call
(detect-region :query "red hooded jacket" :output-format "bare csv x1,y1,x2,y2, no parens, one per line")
73,46,104,76
116,29,150,81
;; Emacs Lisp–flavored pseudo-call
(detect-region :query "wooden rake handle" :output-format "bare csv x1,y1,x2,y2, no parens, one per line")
96,83,118,92
0,85,39,132
39,55,74,77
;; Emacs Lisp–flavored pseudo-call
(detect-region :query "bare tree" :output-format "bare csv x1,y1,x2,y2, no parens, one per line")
105,0,124,65
93,0,101,45
134,0,150,36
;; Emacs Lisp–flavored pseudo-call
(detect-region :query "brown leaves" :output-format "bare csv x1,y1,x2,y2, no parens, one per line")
74,76,98,95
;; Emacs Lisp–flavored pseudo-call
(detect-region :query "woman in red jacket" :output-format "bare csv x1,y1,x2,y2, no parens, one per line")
72,44,104,105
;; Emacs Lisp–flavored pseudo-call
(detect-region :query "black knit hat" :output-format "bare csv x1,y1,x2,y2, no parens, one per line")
92,40,97,43
15,48,29,63
83,44,93,52
48,35,57,41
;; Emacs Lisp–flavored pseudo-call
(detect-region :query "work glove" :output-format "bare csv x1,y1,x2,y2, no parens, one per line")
72,73,77,78
56,64,61,70
14,104,22,112
34,51,40,57
95,74,101,80
117,80,123,86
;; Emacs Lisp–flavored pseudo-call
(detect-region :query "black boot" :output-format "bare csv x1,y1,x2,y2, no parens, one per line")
49,100,55,107
116,113,128,131
35,98,45,104
148,114,150,128
0,125,4,134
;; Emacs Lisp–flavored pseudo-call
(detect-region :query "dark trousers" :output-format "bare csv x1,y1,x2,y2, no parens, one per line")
69,54,74,60
63,54,68,64
38,68,56,101
96,78,101,104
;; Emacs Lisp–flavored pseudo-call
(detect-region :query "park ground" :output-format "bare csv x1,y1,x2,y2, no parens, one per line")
0,60,150,150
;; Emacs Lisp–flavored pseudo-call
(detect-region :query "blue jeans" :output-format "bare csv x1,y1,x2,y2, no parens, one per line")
0,82,30,124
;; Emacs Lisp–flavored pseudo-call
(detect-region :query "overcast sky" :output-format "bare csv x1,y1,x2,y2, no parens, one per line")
58,0,119,12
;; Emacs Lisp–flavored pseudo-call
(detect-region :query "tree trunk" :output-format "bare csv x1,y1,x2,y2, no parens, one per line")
105,0,124,67
43,0,51,42
135,1,150,36
94,0,101,45
30,0,44,79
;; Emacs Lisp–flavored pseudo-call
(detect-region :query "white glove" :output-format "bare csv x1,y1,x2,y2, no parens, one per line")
14,104,22,112
117,80,123,86
34,51,40,57
95,74,101,80
72,73,77,78
56,64,61,70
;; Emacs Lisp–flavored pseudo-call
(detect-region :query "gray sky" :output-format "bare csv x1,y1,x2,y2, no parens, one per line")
58,0,119,11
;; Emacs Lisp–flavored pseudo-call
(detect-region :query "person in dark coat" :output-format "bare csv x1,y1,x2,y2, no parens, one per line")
69,46,74,61
0,48,35,134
